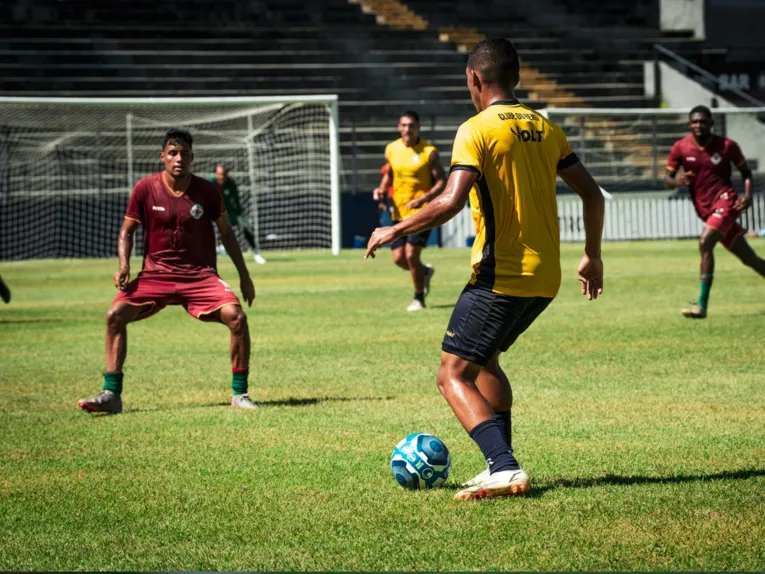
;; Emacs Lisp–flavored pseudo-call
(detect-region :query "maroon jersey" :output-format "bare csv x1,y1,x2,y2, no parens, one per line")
125,172,226,275
667,134,745,218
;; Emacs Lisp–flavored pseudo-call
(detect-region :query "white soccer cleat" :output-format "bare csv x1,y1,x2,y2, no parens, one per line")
454,468,531,500
423,264,435,296
231,393,259,409
407,299,425,312
253,253,267,265
461,467,490,488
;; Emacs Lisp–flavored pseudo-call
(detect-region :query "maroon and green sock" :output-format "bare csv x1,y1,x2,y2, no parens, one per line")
103,371,123,395
698,274,713,309
232,367,249,396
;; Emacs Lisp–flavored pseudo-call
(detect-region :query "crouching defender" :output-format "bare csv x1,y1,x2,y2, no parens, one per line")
78,129,257,414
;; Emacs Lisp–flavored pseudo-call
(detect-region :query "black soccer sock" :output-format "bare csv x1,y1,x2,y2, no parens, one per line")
494,410,512,452
414,292,425,304
469,419,519,474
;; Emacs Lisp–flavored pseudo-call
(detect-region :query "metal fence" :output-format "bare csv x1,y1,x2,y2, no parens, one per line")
442,193,765,248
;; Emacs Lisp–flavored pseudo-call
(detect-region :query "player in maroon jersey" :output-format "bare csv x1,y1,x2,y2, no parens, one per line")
78,129,258,414
665,106,765,319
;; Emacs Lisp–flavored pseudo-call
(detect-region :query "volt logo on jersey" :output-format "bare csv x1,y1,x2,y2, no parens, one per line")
510,128,544,143
190,204,204,219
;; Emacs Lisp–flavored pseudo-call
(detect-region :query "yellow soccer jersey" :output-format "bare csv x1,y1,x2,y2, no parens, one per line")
450,99,578,298
385,137,437,220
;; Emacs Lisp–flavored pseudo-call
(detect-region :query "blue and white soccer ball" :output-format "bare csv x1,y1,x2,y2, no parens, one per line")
390,433,451,490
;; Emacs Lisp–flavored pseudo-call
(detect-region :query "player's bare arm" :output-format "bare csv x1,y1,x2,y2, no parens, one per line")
558,162,605,300
366,169,475,259
373,160,392,201
405,150,447,210
216,212,255,306
114,217,140,290
664,168,693,189
734,161,753,212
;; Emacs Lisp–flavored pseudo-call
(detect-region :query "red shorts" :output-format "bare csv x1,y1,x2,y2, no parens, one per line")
704,192,746,249
113,271,241,321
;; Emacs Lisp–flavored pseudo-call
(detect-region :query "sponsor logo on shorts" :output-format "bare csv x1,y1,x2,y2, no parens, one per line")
712,209,724,218
190,203,204,219
218,278,233,293
152,206,165,211
721,192,729,200
711,153,722,165
445,330,455,338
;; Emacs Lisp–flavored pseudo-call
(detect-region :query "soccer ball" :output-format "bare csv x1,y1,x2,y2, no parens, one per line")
390,433,451,489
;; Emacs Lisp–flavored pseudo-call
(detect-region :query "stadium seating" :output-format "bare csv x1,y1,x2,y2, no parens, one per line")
0,0,726,193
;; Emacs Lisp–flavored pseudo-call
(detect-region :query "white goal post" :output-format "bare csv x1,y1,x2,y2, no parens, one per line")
0,95,341,260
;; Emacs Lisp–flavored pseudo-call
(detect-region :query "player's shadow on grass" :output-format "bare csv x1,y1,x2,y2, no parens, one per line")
428,304,455,310
443,469,765,496
124,397,394,414
0,318,64,324
733,310,765,317
528,469,765,496
129,396,394,412
256,396,394,407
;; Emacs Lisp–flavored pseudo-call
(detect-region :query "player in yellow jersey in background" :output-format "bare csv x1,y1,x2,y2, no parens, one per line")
366,39,605,500
373,111,446,311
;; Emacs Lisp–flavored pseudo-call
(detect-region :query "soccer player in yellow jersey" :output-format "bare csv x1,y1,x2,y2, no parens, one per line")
366,39,605,500
373,111,446,311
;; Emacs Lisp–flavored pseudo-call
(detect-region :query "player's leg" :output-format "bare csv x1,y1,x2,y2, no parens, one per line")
200,304,257,409
0,275,11,303
79,274,168,414
78,300,154,414
438,352,529,500
242,224,257,252
405,243,427,311
440,287,551,500
405,230,435,312
726,233,765,278
187,275,257,409
461,354,513,487
391,241,409,271
683,225,720,318
455,295,552,493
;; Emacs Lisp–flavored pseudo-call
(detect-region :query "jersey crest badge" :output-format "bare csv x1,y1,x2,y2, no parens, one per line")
710,153,722,165
190,203,204,219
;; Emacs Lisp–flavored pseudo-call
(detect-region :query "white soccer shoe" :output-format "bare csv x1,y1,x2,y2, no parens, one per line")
461,468,490,488
231,393,259,409
407,299,425,312
454,468,531,500
423,264,435,296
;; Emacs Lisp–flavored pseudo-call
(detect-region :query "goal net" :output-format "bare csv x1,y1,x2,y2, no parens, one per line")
442,107,765,247
0,96,340,260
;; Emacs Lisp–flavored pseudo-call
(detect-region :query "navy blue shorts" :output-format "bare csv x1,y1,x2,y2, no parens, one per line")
441,285,553,366
390,220,431,249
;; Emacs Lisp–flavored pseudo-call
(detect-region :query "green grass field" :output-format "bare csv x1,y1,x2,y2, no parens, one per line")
1,241,764,571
